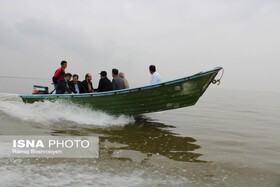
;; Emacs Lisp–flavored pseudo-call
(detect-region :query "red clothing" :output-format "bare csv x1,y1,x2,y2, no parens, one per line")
54,67,65,81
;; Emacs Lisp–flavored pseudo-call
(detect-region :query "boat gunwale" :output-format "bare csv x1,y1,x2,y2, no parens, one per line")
19,66,222,99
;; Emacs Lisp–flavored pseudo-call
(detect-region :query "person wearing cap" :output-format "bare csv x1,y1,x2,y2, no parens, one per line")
97,71,112,92
119,72,129,89
112,68,125,90
149,65,161,84
56,73,73,94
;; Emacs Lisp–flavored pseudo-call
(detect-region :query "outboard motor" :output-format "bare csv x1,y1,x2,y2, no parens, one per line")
33,85,49,94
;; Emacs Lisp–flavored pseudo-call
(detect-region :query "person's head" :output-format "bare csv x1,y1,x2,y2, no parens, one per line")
64,73,72,81
61,60,67,69
72,74,79,83
85,73,92,82
100,71,107,78
149,65,156,74
112,68,119,77
119,72,125,79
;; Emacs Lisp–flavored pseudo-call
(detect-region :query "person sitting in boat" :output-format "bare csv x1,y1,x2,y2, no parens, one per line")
149,65,161,84
81,73,94,93
56,73,73,94
97,71,112,92
112,68,125,90
69,74,86,94
52,60,67,88
119,72,129,89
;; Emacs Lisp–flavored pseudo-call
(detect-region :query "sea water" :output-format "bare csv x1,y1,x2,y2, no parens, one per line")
0,89,279,187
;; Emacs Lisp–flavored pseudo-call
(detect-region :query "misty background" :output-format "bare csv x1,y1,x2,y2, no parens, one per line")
0,0,279,94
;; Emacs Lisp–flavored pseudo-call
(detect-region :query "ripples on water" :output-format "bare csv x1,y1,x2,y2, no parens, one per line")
0,90,279,187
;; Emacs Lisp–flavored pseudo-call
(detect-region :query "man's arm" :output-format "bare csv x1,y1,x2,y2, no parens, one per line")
65,82,73,94
112,79,116,90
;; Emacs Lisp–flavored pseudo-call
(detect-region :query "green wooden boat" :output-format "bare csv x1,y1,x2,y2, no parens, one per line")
19,67,223,115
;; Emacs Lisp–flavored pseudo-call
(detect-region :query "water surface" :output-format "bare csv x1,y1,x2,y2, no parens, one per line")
0,89,279,187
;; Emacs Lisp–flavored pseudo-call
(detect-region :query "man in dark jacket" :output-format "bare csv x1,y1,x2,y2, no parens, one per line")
69,74,86,94
112,68,125,90
56,73,73,94
81,73,94,93
97,71,112,92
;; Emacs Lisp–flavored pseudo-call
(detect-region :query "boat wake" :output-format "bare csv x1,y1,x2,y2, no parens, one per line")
0,93,134,126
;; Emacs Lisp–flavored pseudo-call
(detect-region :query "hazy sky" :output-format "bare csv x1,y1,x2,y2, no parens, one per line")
0,0,279,93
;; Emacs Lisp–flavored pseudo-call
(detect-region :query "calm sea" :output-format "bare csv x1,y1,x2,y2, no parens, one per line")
0,89,279,187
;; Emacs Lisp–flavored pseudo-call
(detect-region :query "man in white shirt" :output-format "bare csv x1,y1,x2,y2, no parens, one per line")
149,65,162,84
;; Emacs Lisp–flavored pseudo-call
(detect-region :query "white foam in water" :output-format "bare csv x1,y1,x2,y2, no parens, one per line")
0,93,134,126
0,162,188,187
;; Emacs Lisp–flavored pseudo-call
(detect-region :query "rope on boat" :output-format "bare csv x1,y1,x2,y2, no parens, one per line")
212,68,224,85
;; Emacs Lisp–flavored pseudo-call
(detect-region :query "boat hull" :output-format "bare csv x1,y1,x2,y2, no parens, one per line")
20,67,222,115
